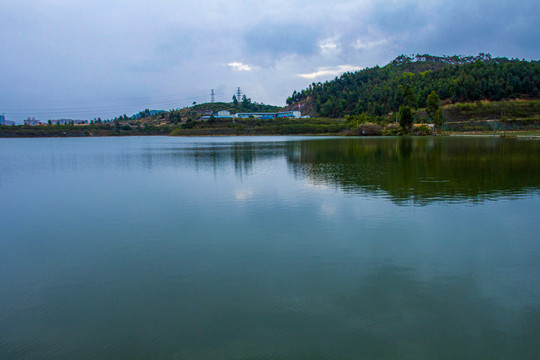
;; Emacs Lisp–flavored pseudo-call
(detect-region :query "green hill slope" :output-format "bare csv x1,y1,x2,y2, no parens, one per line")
286,54,540,118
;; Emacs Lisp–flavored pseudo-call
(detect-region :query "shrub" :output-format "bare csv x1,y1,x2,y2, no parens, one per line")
415,124,433,136
349,122,382,136
381,123,402,135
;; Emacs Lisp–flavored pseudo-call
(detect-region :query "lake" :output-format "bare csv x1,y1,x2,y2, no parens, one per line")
1,135,539,359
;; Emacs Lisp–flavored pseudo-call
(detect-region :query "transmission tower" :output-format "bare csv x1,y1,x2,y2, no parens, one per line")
236,87,242,101
211,89,215,103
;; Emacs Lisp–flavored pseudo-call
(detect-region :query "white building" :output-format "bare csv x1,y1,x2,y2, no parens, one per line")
232,111,301,119
24,117,41,125
0,114,15,126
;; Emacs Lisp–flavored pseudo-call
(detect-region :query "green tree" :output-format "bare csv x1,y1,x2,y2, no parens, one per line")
232,95,238,105
426,91,440,120
403,85,416,108
434,108,445,130
426,91,445,130
398,105,413,132
242,94,251,107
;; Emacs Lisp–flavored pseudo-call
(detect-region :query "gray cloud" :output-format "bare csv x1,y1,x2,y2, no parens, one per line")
243,21,320,65
0,0,538,122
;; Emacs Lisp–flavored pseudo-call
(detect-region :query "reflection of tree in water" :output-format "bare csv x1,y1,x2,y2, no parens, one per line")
286,137,540,204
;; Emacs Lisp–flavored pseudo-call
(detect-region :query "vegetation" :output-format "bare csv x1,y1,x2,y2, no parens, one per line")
0,123,173,137
287,53,540,118
426,91,444,129
3,53,540,138
169,117,348,136
398,106,413,132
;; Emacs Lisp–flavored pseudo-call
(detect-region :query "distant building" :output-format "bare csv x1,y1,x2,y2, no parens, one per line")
200,110,233,120
200,110,301,121
216,110,231,117
24,117,41,126
49,119,88,125
0,114,15,126
232,111,301,119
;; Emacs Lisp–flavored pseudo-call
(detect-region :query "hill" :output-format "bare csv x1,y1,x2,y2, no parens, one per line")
285,54,540,118
128,100,282,126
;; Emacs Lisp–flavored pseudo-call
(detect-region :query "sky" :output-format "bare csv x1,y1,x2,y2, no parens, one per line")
1,0,539,122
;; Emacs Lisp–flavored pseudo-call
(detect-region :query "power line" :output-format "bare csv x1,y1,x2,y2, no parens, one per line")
0,87,266,121
0,93,212,117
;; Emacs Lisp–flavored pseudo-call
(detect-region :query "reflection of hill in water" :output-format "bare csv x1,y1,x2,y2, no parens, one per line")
152,142,288,176
286,137,540,204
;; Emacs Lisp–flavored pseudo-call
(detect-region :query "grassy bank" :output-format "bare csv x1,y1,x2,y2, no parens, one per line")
0,124,173,137
2,100,539,138
169,117,349,136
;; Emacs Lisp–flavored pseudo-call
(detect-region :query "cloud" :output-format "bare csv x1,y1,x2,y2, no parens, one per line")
0,0,539,122
353,38,391,51
243,21,320,65
297,65,362,79
227,62,254,72
319,38,340,54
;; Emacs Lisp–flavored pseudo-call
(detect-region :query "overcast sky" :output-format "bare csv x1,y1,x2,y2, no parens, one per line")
1,0,539,122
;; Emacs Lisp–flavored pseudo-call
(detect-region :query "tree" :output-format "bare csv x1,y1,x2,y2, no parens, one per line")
242,94,251,107
398,105,413,132
232,95,238,105
170,112,182,124
426,91,440,120
433,108,445,130
426,91,445,129
403,85,416,108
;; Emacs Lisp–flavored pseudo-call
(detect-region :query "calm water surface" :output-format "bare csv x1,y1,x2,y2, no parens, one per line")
0,136,539,359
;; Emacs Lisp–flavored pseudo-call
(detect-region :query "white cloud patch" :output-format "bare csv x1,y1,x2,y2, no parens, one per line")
227,62,254,71
297,65,362,79
319,38,339,54
353,38,390,50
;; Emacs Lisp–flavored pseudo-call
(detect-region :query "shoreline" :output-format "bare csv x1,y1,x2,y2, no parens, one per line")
2,131,539,139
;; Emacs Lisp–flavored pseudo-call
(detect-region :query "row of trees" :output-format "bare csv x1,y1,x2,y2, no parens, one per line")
398,91,444,131
232,94,262,111
287,54,540,118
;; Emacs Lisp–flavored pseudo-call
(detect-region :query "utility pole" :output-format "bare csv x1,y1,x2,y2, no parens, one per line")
211,89,215,103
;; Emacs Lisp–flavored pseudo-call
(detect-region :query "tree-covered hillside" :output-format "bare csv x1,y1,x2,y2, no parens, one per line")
287,54,540,118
